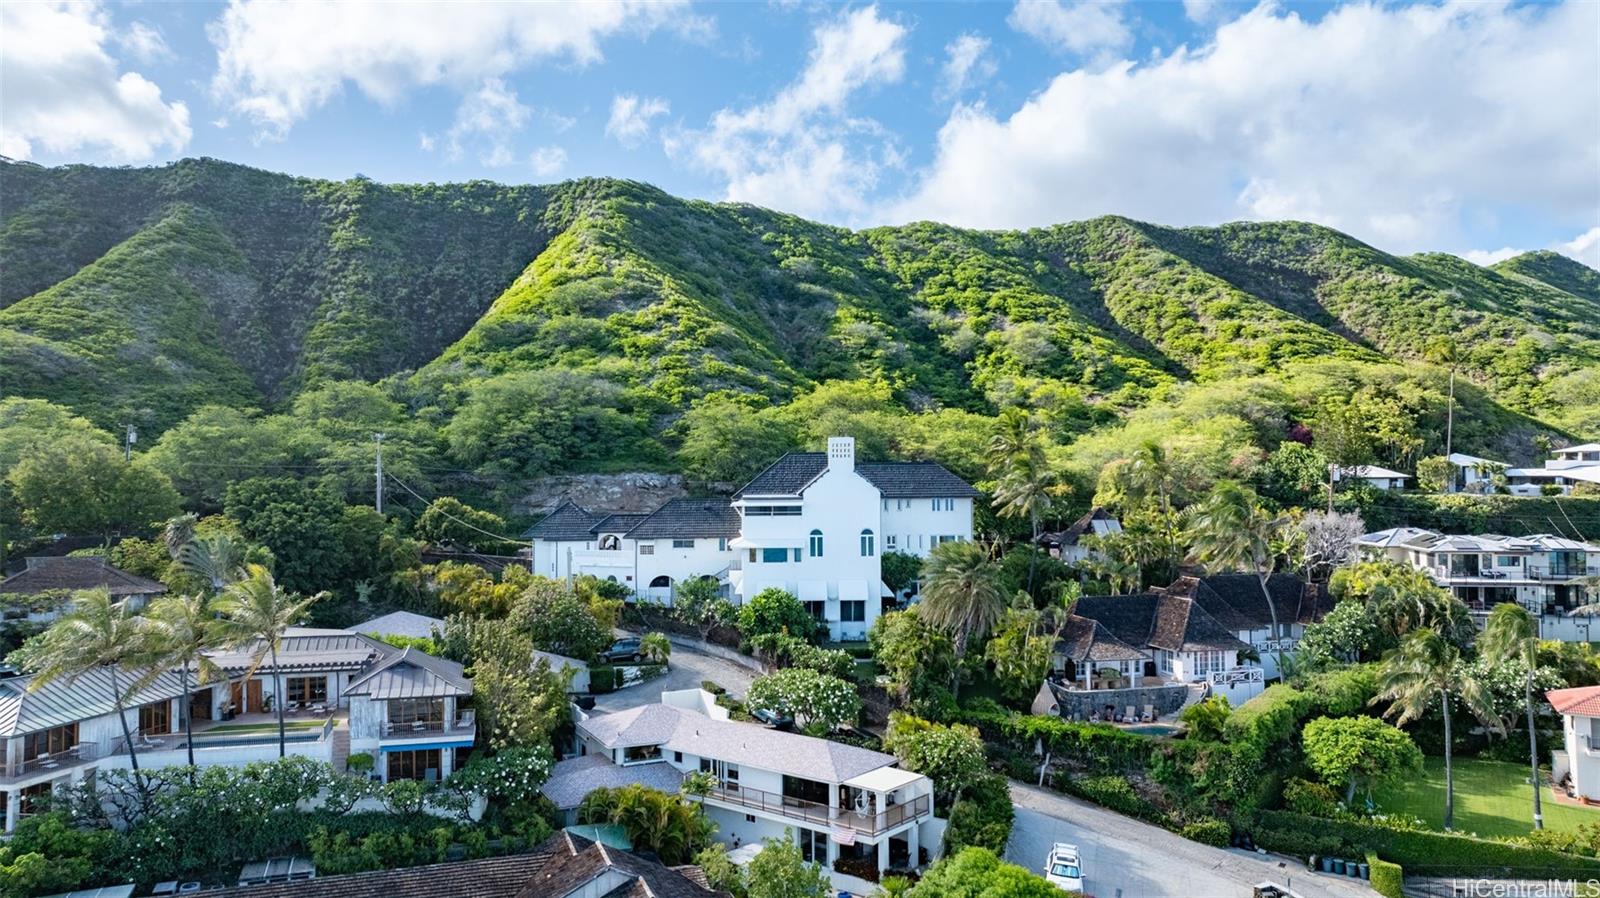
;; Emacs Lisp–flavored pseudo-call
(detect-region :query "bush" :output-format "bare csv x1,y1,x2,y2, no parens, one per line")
588,665,621,693
346,752,375,775
1303,665,1378,717
1061,775,1163,823
737,588,817,643
1253,825,1345,860
943,773,1014,854
1255,810,1600,876
1180,818,1232,847
1281,777,1340,817
1225,685,1311,757
700,680,727,696
1368,854,1404,898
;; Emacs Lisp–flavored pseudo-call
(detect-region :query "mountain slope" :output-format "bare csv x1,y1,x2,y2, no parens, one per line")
1,157,1595,447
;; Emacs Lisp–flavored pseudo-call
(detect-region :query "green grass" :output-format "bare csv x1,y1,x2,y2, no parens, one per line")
1372,756,1596,838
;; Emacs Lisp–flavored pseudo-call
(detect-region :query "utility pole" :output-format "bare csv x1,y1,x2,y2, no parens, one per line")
123,424,137,462
1327,463,1336,514
374,433,385,515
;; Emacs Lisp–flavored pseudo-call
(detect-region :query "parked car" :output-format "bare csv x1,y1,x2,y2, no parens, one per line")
598,637,642,663
1044,843,1082,892
751,707,794,730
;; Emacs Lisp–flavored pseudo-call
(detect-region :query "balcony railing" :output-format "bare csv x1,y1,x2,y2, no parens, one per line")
382,719,475,740
702,783,930,836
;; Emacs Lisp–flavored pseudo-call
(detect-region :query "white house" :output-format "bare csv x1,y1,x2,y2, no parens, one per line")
1164,574,1335,681
526,437,978,641
1037,507,1122,565
345,647,476,784
1331,464,1410,491
1549,685,1600,803
550,689,941,882
1445,445,1600,496
1358,527,1600,639
0,557,168,621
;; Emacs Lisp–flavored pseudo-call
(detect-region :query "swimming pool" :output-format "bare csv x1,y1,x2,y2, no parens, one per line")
1122,724,1183,737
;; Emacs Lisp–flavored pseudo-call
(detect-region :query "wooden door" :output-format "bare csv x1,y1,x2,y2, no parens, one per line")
246,680,264,713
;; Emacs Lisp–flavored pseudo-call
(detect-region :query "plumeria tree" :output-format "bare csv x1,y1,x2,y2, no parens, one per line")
746,668,861,734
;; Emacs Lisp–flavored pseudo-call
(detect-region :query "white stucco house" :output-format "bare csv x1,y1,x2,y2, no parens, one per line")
1037,507,1122,565
546,689,941,883
1331,464,1410,491
525,437,978,641
1445,445,1600,496
1549,685,1600,803
1357,527,1600,639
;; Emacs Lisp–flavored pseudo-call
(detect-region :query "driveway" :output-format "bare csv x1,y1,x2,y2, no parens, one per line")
590,637,759,714
1005,782,1378,898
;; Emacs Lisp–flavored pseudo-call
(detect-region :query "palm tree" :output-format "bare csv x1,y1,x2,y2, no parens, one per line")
212,564,325,757
640,632,671,668
988,409,1057,594
1479,603,1544,830
1426,338,1459,464
1123,440,1178,515
1187,481,1288,674
11,589,157,792
1373,628,1500,830
174,531,249,593
162,513,198,559
145,593,224,771
919,540,1007,696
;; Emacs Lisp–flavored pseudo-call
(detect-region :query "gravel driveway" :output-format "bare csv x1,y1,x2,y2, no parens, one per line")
590,636,758,714
1005,782,1378,898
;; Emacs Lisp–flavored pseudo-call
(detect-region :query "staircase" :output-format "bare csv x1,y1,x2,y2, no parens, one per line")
330,724,351,773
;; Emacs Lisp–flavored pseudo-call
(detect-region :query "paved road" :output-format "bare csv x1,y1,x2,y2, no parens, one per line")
591,638,758,713
1005,783,1378,898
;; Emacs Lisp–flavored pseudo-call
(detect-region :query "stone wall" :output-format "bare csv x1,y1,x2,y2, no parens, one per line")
1038,681,1192,721
513,472,691,516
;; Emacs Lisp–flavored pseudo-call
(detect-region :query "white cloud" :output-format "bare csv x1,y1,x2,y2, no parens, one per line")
1181,0,1224,25
430,78,531,166
0,2,190,162
1008,0,1131,56
119,21,172,64
887,2,1600,255
1559,226,1600,269
666,5,907,220
209,0,688,139
544,110,578,133
606,94,670,147
939,33,995,99
530,145,567,177
1460,247,1524,266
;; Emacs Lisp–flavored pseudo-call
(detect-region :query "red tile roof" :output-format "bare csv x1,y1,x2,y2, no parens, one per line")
1547,685,1600,717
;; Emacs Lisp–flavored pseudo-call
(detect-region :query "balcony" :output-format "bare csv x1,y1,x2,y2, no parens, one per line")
701,783,930,837
381,716,476,743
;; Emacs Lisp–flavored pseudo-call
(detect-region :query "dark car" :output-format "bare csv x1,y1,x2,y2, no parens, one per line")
598,637,642,663
751,707,794,730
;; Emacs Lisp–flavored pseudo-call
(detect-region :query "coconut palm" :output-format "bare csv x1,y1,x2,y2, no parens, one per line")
1479,603,1545,829
1373,628,1501,830
1425,338,1459,463
144,593,224,770
211,564,326,757
162,513,198,559
1123,440,1179,515
1187,481,1288,674
919,540,1007,696
639,632,672,668
988,408,1058,594
175,531,249,593
11,589,157,791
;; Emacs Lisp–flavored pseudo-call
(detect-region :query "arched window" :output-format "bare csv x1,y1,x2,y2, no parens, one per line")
599,535,620,550
859,529,875,557
809,529,824,558
649,575,672,588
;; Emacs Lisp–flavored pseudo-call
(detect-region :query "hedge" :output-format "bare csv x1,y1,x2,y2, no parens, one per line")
1181,818,1231,848
1225,685,1311,756
1367,854,1403,898
962,708,1154,773
1255,811,1600,877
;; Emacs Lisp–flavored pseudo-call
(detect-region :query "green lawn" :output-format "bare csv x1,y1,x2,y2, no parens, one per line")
1372,757,1596,838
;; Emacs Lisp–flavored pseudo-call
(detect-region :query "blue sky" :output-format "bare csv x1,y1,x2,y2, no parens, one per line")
3,0,1597,265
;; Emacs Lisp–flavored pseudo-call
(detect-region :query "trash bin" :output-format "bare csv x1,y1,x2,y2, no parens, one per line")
1359,863,1370,879
1332,859,1346,875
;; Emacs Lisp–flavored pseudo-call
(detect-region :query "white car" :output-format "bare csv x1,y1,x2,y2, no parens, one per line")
1044,842,1083,892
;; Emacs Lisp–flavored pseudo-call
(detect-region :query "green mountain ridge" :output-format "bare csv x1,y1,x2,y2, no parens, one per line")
2,157,1596,454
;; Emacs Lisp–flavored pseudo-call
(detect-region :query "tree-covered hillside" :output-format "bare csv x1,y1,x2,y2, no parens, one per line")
2,157,1596,493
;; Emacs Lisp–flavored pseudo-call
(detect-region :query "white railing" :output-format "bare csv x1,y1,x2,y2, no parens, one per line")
1209,668,1264,687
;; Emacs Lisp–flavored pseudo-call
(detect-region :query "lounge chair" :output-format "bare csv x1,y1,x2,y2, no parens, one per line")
1141,704,1154,722
1125,706,1137,722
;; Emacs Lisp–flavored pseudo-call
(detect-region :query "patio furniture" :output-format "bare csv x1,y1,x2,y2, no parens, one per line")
38,753,57,770
1125,705,1137,722
152,881,179,896
1141,704,1154,722
456,709,475,729
309,702,327,715
411,720,427,732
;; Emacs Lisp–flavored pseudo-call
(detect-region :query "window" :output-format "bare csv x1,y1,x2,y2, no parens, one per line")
745,505,801,516
936,534,959,545
624,744,663,763
841,600,866,622
388,698,444,730
885,535,897,550
881,500,888,511
387,749,442,782
649,575,672,588
1497,555,1520,567
860,529,875,556
674,751,683,763
717,538,728,551
22,723,78,762
599,534,620,550
804,600,826,621
762,547,790,563
639,544,655,556
746,814,756,823
19,782,54,817
673,539,695,549
748,548,758,563
138,701,172,736
809,529,824,557
286,676,328,705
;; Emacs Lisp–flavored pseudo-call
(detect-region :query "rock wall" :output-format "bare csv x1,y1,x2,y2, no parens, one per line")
1038,681,1192,722
512,472,695,516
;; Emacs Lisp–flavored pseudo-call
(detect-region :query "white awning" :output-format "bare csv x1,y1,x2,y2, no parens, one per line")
726,843,765,866
798,580,827,601
837,580,869,601
843,766,925,793
879,579,894,598
728,537,755,549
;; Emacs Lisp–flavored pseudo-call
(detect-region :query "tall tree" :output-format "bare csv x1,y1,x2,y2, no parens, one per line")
143,593,223,770
1186,481,1288,674
919,541,1007,695
1123,440,1179,515
12,589,157,795
1478,603,1544,830
173,531,250,593
1373,628,1500,830
1426,337,1459,463
988,408,1058,593
9,439,181,546
211,564,325,757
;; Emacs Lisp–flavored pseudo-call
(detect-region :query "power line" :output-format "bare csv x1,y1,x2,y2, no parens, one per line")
384,473,528,545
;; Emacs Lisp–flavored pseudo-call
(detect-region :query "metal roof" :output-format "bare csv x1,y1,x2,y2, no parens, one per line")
344,647,471,700
352,611,444,641
0,667,192,738
207,633,392,674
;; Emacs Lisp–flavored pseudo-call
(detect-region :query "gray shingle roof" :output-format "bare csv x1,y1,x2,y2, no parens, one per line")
1054,615,1148,663
524,501,604,541
0,557,167,598
736,452,978,499
1068,593,1250,656
0,668,192,738
1174,574,1331,630
590,514,649,535
625,499,741,540
352,611,444,641
345,647,472,700
1038,507,1118,549
578,703,903,783
540,754,685,809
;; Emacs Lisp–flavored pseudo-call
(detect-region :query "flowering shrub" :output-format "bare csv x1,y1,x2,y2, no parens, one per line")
747,667,861,732
449,745,555,806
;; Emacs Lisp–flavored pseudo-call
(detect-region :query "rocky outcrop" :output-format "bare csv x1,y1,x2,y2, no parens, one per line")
512,472,695,516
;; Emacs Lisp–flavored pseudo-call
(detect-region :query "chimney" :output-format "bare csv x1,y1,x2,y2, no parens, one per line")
827,436,855,472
